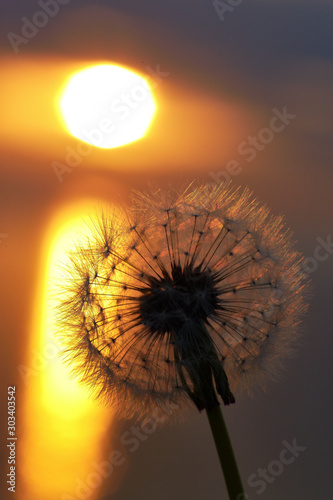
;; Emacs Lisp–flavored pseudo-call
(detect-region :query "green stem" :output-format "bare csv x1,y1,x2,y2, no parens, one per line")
206,405,244,500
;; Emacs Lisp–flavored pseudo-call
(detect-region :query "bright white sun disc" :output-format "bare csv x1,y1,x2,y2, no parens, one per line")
59,64,156,148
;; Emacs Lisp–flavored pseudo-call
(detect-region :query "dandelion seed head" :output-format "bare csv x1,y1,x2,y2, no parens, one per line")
57,183,309,420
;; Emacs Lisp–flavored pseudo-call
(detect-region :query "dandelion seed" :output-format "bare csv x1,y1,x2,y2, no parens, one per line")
57,182,309,499
57,183,308,418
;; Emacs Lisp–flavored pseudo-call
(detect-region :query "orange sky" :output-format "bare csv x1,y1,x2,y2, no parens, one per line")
0,56,253,175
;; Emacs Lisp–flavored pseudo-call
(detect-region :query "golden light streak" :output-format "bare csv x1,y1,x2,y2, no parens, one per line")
20,201,116,500
59,64,156,148
1,56,251,172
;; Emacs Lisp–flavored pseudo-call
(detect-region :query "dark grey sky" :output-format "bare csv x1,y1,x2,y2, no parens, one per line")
2,1,333,80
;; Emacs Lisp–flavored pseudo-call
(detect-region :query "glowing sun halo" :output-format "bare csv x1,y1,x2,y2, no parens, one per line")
59,64,156,148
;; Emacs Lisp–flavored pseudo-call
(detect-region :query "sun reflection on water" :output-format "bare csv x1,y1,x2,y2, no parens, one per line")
20,201,114,500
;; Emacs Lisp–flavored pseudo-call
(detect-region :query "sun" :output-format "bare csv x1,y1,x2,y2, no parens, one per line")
59,64,156,149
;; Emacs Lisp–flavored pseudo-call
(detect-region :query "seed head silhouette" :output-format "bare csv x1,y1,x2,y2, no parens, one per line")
57,183,308,419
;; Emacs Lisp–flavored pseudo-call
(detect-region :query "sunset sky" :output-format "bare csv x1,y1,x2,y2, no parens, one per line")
1,2,332,499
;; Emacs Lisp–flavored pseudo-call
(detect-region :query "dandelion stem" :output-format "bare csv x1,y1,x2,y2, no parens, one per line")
206,405,244,500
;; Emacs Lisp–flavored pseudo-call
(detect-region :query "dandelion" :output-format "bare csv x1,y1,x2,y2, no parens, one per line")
57,182,308,500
